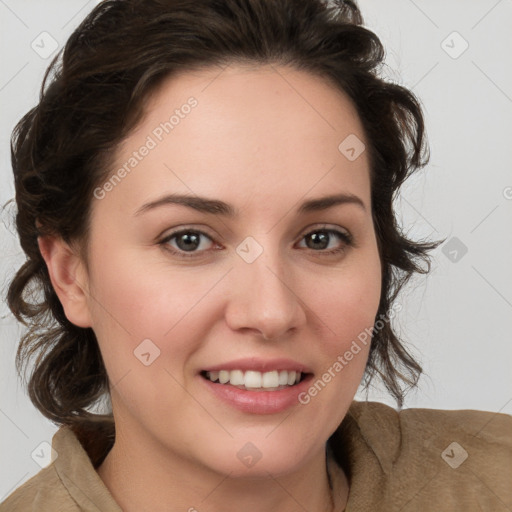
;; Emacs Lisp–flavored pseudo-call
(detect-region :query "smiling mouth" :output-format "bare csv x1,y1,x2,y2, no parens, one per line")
200,369,309,391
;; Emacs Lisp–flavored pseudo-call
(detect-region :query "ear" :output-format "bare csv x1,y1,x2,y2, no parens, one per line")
38,235,93,328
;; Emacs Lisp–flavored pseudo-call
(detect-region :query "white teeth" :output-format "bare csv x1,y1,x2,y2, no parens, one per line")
229,369,244,386
262,370,279,388
244,370,262,389
278,371,289,386
218,370,230,384
204,369,303,389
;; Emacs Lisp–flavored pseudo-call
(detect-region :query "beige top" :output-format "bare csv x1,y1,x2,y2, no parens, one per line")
1,400,511,511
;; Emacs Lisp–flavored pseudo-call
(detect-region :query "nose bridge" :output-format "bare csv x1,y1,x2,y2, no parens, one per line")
226,235,305,339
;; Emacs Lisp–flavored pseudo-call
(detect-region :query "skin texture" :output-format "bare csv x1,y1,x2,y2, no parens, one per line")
39,64,382,512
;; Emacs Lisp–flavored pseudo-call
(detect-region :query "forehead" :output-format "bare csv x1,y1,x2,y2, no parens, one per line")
96,64,371,218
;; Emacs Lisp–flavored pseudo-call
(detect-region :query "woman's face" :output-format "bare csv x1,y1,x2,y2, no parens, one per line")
82,64,381,476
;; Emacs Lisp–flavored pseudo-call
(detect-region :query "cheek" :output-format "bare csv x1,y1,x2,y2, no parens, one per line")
85,245,222,379
88,225,203,321
315,255,381,350
304,254,381,412
84,255,219,420
292,256,381,439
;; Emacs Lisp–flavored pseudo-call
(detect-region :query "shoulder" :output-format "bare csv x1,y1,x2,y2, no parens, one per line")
349,399,512,446
344,400,512,510
0,464,80,512
0,424,120,512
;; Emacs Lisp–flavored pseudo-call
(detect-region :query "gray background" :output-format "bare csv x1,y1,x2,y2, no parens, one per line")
1,0,511,499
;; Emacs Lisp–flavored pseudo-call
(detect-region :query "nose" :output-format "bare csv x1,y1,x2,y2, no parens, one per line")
224,245,307,340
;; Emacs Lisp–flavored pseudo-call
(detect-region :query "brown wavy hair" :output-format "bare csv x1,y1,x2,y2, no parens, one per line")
6,0,438,444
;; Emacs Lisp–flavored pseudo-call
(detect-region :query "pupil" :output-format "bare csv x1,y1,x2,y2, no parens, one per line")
178,233,199,251
308,231,328,250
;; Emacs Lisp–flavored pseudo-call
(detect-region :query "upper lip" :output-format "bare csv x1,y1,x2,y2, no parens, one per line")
201,357,313,374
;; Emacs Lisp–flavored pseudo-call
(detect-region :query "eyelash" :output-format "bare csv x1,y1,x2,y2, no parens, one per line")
159,226,354,259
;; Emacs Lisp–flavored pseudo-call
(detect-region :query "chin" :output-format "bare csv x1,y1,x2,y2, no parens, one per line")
193,433,318,479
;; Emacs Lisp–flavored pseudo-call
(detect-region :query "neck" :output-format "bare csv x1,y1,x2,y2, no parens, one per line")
97,424,348,512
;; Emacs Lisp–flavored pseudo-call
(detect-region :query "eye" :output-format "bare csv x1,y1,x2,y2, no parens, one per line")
296,227,353,255
159,226,353,259
160,229,217,258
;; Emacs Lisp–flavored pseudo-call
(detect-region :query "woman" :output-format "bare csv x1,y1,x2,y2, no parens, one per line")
1,0,511,510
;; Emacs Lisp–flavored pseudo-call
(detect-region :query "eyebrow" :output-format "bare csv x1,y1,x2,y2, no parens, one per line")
134,192,366,217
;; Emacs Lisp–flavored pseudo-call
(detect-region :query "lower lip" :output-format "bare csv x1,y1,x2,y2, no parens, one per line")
199,374,314,414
